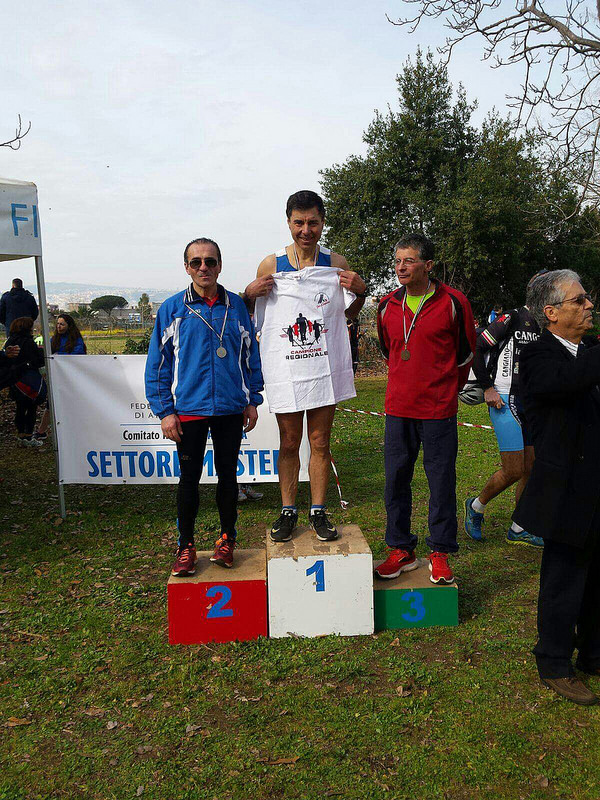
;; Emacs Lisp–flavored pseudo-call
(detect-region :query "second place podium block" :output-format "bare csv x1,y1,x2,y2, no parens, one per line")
267,524,374,638
168,549,268,644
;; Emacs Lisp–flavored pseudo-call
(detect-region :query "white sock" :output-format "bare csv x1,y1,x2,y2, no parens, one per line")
472,497,486,514
510,522,524,533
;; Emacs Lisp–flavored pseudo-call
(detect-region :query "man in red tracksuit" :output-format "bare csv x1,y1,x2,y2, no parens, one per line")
375,232,476,585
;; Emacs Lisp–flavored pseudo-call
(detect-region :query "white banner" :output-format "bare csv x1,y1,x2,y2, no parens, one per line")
51,355,309,485
0,179,42,260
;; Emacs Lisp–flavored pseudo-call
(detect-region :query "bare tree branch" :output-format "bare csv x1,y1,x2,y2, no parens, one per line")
388,1,600,212
1,115,32,150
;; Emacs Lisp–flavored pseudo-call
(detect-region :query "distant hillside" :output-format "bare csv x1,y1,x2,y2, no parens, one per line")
24,282,174,306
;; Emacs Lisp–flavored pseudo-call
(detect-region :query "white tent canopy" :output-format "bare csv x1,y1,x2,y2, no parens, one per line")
1,176,64,515
0,178,42,261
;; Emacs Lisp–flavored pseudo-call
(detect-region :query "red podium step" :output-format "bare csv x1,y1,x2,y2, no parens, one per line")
167,549,267,644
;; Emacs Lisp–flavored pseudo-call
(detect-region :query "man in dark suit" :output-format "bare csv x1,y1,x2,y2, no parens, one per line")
514,269,600,705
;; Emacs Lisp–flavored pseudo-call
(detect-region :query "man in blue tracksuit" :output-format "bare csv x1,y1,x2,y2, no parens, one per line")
145,237,264,575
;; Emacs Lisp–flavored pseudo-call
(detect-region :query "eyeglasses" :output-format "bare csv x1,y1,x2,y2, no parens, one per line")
552,293,593,307
187,257,219,269
395,258,427,267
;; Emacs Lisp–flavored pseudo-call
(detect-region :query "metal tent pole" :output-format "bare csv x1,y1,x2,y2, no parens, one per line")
35,254,66,519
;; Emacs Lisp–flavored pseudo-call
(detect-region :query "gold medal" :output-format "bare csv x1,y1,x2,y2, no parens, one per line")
216,346,227,358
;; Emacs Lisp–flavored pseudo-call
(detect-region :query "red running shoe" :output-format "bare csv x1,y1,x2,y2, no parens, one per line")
429,552,454,584
171,545,197,577
210,533,235,568
374,548,417,579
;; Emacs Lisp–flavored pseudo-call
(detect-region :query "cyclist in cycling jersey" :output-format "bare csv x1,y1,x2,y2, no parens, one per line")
465,296,543,547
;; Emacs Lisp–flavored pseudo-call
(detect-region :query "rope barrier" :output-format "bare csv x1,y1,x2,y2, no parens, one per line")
338,406,493,430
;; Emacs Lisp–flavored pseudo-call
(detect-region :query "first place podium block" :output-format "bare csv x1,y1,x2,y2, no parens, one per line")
373,558,458,631
168,549,267,644
267,525,374,638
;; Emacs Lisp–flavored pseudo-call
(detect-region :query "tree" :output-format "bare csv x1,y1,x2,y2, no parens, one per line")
1,115,31,150
321,49,477,290
90,295,128,316
137,293,152,327
389,2,600,208
320,52,600,315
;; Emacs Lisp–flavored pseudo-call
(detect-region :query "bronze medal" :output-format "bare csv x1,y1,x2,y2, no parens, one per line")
401,349,411,361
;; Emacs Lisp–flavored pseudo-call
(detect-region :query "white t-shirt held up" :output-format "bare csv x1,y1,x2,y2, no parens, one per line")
255,266,357,413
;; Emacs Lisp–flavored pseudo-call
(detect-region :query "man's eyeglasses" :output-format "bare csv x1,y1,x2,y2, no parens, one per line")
187,257,219,269
552,293,593,307
395,258,426,267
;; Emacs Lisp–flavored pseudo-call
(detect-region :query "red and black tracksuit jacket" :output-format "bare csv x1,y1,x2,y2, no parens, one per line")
377,281,476,419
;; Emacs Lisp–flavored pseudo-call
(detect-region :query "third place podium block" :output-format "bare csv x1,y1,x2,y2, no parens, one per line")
168,549,267,645
373,558,458,631
267,524,374,638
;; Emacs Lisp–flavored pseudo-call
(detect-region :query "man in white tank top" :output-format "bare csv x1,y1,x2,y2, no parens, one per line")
243,190,366,543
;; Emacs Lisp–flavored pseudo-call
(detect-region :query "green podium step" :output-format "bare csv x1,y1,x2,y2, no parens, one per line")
373,558,458,631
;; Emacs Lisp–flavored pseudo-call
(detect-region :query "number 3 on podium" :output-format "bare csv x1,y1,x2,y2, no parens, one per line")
400,590,426,622
306,560,325,592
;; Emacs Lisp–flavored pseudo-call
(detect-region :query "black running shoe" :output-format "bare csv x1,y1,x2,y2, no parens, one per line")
270,509,298,542
309,509,338,542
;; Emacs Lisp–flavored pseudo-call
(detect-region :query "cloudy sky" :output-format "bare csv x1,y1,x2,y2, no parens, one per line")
1,0,518,296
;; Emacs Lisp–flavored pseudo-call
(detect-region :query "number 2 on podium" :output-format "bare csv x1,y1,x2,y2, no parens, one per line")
206,585,234,619
306,560,325,592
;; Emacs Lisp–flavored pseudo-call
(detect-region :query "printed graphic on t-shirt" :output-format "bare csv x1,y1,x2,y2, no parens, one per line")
282,312,329,356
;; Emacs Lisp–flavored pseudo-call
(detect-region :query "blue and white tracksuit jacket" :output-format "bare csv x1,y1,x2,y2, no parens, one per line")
145,283,264,419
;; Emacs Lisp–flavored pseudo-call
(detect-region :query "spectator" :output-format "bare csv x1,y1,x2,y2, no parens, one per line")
465,285,542,547
488,305,502,324
35,314,88,442
514,269,600,705
0,278,38,335
4,317,46,447
50,313,87,354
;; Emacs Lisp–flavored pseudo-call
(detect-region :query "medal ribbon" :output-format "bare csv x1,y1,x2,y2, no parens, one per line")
402,280,431,354
184,290,230,352
293,245,319,270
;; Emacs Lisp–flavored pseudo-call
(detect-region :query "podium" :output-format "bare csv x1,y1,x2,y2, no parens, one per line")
267,525,374,638
168,549,267,644
373,558,458,631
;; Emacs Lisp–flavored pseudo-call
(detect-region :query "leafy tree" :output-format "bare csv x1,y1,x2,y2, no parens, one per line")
321,49,477,291
90,295,128,316
320,51,600,317
123,329,152,354
137,293,152,326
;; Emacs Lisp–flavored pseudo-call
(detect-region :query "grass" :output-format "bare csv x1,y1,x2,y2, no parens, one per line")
1,377,599,800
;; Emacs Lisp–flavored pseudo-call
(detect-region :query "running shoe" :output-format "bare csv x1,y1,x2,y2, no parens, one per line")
270,509,298,542
309,509,338,542
18,436,43,448
429,552,454,584
238,485,264,502
374,548,417,579
464,497,484,541
171,545,197,577
506,529,544,548
210,533,236,568
33,431,48,441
